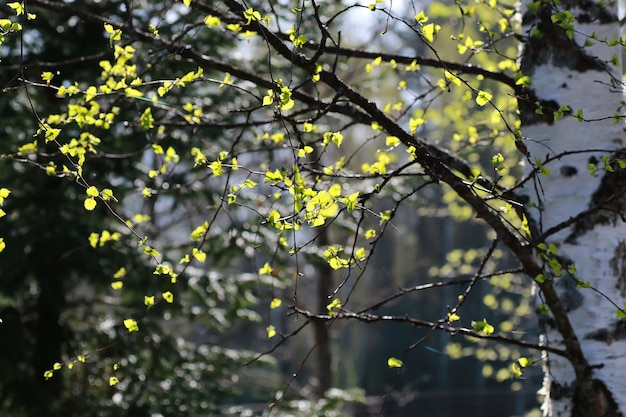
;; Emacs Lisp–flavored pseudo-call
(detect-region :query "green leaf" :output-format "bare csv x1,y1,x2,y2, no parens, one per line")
140,108,154,129
243,8,262,23
204,15,220,28
266,325,276,338
123,318,139,332
84,198,97,211
192,248,206,262
326,298,342,313
554,110,564,121
475,90,492,106
262,90,274,106
8,2,25,16
515,73,531,87
521,214,531,236
86,186,99,197
511,363,522,378
190,221,208,240
588,163,597,176
259,263,273,275
0,19,12,31
576,279,591,288
415,11,428,23
471,319,495,335
447,312,460,322
162,291,174,303
574,108,584,122
491,152,504,169
422,23,439,42
387,357,403,368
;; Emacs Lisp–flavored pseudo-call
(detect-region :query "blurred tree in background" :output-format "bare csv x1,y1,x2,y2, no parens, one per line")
1,1,625,416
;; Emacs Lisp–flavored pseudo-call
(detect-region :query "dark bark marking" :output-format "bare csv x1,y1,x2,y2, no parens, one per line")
568,0,618,24
519,2,613,125
584,319,626,344
518,92,562,126
610,240,626,297
551,380,573,401
556,274,584,312
561,165,578,177
521,2,608,75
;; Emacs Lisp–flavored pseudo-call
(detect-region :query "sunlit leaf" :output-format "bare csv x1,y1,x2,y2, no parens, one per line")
267,325,276,338
84,198,97,211
475,90,492,106
387,357,403,368
123,319,139,332
162,291,174,303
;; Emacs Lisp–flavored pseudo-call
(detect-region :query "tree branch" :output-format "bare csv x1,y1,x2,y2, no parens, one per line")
291,307,568,357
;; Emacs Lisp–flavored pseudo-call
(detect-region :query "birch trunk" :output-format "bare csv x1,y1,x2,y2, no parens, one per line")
519,0,626,415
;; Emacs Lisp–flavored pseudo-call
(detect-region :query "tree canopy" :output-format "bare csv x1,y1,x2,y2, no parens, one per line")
2,0,626,416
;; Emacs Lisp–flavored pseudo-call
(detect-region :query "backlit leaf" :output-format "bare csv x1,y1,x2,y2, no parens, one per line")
123,318,139,332
84,198,97,211
387,357,403,368
476,90,492,106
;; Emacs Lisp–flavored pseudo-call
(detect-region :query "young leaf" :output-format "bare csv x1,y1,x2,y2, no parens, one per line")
471,319,495,335
475,90,492,106
447,312,460,322
387,357,403,368
422,23,440,43
162,291,174,303
86,186,99,197
84,198,97,211
123,319,139,332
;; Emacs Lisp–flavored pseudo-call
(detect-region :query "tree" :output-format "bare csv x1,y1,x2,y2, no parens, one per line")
1,0,625,416
520,0,626,415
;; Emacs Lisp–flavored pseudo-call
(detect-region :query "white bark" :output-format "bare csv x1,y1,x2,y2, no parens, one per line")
521,1,626,415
